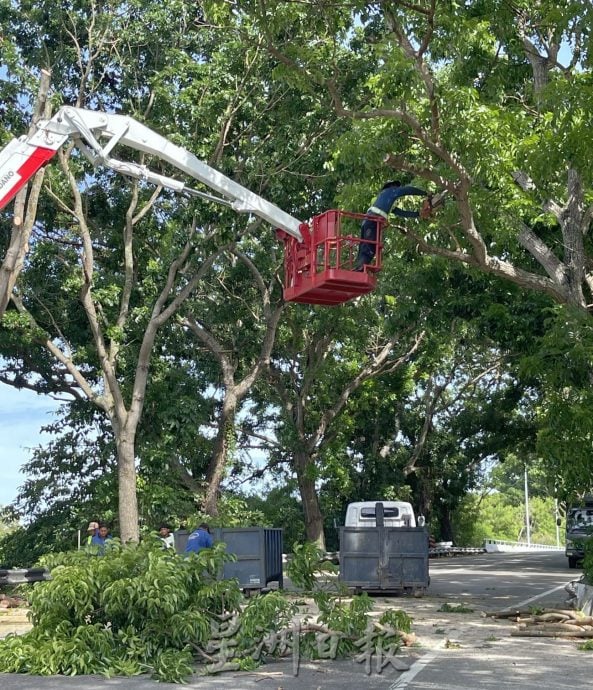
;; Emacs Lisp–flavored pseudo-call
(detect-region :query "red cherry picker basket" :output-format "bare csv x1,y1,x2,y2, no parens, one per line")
277,210,386,306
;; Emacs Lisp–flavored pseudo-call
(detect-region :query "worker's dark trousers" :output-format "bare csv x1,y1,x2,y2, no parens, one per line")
356,216,382,267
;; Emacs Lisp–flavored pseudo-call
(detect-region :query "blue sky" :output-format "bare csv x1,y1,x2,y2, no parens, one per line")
0,384,59,506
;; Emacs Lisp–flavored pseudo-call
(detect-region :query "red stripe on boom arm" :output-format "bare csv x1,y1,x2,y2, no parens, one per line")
0,146,57,210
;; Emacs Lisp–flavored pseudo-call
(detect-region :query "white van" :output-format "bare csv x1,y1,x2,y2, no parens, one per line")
344,501,421,528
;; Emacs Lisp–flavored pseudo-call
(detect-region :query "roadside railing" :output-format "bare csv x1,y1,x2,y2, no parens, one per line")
0,568,51,585
484,539,564,553
429,546,486,557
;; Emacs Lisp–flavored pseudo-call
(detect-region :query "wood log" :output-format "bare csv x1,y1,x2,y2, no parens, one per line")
488,609,538,619
489,607,580,620
511,629,593,638
544,609,583,619
568,617,593,626
526,623,592,633
531,613,572,623
516,621,593,634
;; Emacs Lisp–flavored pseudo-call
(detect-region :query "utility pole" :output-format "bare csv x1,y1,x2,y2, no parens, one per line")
524,466,531,546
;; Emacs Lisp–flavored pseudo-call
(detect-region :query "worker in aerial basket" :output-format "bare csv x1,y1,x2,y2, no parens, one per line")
354,180,433,271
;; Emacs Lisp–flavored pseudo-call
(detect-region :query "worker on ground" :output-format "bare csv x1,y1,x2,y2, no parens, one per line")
90,523,113,555
158,523,175,549
86,521,99,545
184,523,213,554
354,180,432,271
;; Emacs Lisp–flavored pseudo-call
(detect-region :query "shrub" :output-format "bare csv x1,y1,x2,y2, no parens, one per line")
0,540,240,682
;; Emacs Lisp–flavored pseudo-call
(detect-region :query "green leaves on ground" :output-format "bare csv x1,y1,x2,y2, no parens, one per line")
0,541,240,682
0,540,413,683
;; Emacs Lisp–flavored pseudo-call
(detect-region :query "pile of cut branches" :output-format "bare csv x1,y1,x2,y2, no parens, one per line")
488,608,593,638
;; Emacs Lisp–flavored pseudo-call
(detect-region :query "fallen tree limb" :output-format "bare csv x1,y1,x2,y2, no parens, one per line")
518,622,593,633
532,612,572,623
511,629,593,638
568,616,593,626
487,609,537,619
489,607,583,621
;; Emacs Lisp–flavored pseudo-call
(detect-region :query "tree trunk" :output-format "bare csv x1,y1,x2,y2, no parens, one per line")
417,475,432,525
202,396,237,516
439,509,454,543
294,449,325,550
115,432,140,543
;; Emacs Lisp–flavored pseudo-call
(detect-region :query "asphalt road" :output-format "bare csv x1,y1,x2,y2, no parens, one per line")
425,549,574,611
1,551,591,689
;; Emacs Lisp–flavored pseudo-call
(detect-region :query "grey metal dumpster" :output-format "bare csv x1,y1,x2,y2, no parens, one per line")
174,527,283,591
214,527,284,591
173,529,190,553
339,526,429,594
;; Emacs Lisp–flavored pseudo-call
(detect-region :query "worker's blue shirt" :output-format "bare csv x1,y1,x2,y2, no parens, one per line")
184,528,213,553
90,533,112,547
370,185,426,218
89,533,112,555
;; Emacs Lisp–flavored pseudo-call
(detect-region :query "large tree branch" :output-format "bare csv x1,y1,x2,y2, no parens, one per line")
58,149,128,419
512,168,589,307
512,170,564,222
0,70,52,319
403,377,446,476
517,224,567,285
169,455,206,495
326,79,468,181
383,153,456,191
301,333,335,401
398,222,569,303
0,370,84,401
310,330,425,451
10,294,101,406
383,2,439,139
562,168,586,304
118,172,162,331
127,243,229,433
182,316,237,383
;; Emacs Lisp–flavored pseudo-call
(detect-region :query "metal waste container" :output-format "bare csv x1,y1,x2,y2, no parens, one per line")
173,529,190,553
339,526,429,594
174,527,283,591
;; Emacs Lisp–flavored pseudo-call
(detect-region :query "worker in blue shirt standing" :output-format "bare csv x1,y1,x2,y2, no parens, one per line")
90,524,113,555
354,180,432,271
184,523,213,554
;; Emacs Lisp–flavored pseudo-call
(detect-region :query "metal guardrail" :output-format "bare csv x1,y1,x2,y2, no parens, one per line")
429,546,486,558
484,539,564,553
0,568,51,585
311,539,562,567
318,547,487,564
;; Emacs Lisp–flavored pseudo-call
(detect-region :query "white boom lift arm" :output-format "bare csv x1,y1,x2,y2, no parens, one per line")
0,107,304,241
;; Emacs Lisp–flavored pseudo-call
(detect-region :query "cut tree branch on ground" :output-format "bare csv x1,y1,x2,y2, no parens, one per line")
489,607,593,638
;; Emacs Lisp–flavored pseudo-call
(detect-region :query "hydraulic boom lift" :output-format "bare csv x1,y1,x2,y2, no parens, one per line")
0,106,304,239
0,107,384,305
